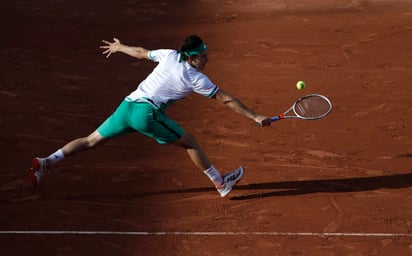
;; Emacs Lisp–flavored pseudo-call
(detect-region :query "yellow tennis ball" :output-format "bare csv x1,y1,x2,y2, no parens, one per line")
296,81,306,90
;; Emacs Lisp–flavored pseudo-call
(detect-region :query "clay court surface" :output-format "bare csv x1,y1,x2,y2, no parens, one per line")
1,0,412,255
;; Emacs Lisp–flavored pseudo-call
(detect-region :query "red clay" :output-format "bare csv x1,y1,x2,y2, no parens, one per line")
1,0,412,255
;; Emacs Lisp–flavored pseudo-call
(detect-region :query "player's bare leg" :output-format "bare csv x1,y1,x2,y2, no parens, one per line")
29,130,108,187
172,132,243,197
172,132,212,171
61,130,108,157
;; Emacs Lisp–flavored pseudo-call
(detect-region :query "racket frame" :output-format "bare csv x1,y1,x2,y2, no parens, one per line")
269,94,332,122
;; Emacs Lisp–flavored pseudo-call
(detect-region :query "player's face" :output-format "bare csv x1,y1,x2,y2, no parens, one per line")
191,52,208,70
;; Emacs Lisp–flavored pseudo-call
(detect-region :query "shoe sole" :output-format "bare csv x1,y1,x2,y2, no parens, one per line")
28,158,40,188
220,178,242,198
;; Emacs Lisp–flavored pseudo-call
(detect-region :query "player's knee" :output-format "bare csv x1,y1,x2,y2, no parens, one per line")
178,132,199,149
86,131,106,148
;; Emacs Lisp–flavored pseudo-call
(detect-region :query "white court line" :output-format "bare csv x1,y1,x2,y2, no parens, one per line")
0,231,411,237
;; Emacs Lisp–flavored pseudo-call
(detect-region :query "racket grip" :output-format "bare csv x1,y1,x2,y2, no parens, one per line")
270,113,284,122
258,114,283,127
270,116,281,122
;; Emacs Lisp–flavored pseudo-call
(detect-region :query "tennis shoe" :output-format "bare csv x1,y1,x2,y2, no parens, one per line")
28,157,47,188
216,166,244,197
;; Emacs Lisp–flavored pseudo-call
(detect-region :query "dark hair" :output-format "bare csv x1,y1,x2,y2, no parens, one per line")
179,35,204,61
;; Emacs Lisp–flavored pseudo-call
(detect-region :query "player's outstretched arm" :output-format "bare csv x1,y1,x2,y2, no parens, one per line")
213,89,270,126
100,38,150,59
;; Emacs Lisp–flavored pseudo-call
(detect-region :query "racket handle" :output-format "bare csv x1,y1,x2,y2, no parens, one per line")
270,116,281,122
258,114,284,127
270,114,284,123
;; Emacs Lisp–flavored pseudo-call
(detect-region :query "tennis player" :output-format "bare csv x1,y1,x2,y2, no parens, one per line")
28,35,270,197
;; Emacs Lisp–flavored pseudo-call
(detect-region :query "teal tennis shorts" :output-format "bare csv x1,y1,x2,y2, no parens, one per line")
97,100,184,144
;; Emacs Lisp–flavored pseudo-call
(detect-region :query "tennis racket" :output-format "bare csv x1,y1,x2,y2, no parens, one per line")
268,94,332,123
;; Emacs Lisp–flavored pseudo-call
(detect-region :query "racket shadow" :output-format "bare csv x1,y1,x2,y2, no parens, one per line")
396,153,412,158
230,173,412,200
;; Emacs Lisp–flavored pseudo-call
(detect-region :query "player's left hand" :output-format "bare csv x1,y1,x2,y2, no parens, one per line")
100,38,122,58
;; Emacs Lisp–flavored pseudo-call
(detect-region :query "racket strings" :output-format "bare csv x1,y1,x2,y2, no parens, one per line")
294,96,331,118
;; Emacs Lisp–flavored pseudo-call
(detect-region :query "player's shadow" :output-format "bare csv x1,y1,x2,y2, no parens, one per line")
155,173,412,200
230,172,412,200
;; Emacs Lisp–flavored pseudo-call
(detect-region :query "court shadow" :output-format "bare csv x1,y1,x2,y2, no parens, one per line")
56,173,412,202
153,173,412,200
230,173,412,200
396,153,412,158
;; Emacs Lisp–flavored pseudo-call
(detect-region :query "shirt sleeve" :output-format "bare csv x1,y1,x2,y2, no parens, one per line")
192,73,219,98
148,49,173,62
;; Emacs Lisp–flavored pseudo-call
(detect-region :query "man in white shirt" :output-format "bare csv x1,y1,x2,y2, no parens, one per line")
29,35,270,197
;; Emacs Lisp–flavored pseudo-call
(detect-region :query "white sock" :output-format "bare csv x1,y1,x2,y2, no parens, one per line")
203,165,223,186
46,149,65,167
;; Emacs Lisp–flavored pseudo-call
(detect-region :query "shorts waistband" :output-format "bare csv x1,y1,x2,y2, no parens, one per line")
125,97,159,109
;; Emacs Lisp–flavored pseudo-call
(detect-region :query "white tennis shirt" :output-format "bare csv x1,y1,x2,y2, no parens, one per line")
125,49,219,109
